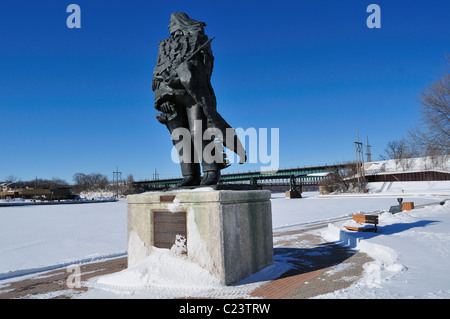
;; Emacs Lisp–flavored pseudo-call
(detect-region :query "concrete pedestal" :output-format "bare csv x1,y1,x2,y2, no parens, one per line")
126,189,274,285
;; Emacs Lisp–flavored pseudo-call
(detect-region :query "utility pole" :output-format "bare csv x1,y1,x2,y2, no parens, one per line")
152,168,159,180
113,166,122,198
354,129,365,187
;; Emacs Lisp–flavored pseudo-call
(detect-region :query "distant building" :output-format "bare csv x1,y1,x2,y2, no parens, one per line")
364,156,450,182
0,186,76,201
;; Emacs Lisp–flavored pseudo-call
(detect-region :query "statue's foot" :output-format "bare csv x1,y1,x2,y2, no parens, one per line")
200,171,221,185
179,175,201,187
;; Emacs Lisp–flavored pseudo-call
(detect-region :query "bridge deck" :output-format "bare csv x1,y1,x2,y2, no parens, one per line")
133,164,350,189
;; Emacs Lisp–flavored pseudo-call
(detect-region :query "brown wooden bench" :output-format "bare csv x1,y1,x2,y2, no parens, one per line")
402,202,414,211
344,214,379,232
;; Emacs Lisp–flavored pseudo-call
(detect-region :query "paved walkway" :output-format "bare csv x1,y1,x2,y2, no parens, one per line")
252,226,373,299
0,257,128,299
0,224,372,299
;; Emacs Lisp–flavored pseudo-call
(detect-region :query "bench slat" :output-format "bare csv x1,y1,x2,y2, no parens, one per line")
353,214,378,224
344,225,377,232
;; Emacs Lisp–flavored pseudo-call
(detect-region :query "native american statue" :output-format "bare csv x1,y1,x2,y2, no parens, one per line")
152,12,246,186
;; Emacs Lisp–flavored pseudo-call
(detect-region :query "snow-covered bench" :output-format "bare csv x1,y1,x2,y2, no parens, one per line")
344,214,379,232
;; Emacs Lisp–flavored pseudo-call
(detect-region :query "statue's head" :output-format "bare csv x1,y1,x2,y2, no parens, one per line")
168,12,206,36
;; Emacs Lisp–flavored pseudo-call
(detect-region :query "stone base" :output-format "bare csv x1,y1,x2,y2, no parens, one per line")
285,190,302,198
126,189,274,285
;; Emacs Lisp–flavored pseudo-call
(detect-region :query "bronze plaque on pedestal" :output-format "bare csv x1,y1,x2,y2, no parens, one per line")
153,211,187,249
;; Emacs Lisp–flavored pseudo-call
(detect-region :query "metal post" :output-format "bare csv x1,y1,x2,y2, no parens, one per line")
113,166,122,198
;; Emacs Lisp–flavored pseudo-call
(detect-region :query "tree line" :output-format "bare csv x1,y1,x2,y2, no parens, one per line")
2,176,68,189
3,172,137,197
72,172,136,196
72,173,109,192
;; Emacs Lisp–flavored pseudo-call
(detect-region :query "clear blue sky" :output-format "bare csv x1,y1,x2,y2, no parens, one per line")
1,0,449,182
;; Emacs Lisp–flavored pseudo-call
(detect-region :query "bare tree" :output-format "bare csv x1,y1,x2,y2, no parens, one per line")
381,138,419,170
4,175,19,184
319,161,365,193
72,173,109,193
125,174,136,194
382,139,407,160
382,139,406,170
409,55,450,154
73,173,87,191
126,174,134,185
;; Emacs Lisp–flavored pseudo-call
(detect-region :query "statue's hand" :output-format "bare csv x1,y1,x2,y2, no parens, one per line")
160,102,175,114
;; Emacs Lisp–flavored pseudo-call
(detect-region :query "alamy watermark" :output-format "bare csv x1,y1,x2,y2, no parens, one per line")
66,4,81,29
66,265,81,289
366,4,381,29
170,122,280,172
65,4,381,30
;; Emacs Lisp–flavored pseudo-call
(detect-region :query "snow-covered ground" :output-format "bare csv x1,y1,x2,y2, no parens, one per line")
0,181,449,298
0,200,127,278
317,201,450,298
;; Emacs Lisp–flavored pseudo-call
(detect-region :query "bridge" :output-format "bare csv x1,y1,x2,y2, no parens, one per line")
133,163,352,191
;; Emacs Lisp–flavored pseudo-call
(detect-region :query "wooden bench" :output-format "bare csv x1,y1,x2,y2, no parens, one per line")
344,214,379,232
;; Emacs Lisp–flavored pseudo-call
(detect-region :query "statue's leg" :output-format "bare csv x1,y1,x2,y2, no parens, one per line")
165,101,200,186
185,103,223,185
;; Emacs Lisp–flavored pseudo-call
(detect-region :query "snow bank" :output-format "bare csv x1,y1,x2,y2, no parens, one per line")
367,181,450,195
0,198,25,203
79,190,115,199
83,240,294,299
95,246,223,291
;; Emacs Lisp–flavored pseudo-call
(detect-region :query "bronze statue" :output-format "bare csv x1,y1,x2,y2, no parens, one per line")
152,12,246,186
